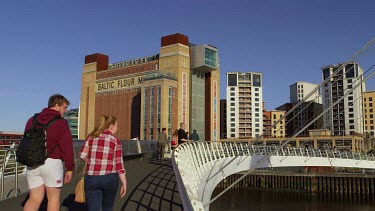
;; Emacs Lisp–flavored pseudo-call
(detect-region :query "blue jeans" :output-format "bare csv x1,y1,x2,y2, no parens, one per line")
84,173,119,211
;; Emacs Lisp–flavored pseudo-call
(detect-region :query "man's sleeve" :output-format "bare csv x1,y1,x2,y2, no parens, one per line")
59,120,75,171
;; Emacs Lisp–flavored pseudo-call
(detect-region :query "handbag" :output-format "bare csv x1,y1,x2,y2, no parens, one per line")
74,176,85,203
171,136,178,147
75,143,90,203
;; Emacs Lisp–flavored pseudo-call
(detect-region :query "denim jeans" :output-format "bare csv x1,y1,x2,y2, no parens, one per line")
84,173,119,211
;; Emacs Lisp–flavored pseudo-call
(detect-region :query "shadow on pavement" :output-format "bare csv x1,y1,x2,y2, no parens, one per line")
121,159,183,211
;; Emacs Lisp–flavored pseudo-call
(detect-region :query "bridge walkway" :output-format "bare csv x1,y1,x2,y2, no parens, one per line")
0,157,182,211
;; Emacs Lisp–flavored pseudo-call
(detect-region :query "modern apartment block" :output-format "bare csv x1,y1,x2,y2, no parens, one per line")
290,81,321,103
321,62,365,136
364,91,375,137
276,102,323,137
226,72,263,138
79,33,220,141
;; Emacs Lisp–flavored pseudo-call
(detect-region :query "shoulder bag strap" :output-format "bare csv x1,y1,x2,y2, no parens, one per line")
82,138,91,176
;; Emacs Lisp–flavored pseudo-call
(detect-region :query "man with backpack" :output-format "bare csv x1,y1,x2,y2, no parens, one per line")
22,94,74,211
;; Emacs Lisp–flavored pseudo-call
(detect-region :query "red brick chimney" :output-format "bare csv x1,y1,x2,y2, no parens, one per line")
84,53,109,71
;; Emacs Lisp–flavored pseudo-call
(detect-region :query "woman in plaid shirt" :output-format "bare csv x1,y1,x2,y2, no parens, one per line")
80,115,127,211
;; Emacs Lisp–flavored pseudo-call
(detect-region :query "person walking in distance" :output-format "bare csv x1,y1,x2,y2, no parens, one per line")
178,123,191,145
158,128,168,162
190,129,200,141
24,94,74,211
80,115,127,211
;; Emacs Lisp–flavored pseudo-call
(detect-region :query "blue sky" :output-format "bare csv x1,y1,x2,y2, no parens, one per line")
1,0,375,132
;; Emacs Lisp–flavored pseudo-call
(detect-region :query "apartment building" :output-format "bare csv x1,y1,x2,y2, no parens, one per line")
321,62,365,135
290,81,322,103
364,91,375,137
226,72,263,138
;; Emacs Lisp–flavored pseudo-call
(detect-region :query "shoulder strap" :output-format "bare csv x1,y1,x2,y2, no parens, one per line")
43,115,62,129
31,113,39,129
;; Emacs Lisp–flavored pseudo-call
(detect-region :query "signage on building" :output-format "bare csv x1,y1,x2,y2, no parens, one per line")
182,73,187,123
96,76,144,92
108,54,159,70
213,80,217,141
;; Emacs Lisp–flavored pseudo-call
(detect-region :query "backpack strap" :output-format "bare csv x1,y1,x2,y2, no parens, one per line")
43,115,62,129
43,115,63,158
31,113,39,129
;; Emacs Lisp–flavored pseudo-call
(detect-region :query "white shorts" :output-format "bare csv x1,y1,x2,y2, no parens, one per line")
26,158,64,189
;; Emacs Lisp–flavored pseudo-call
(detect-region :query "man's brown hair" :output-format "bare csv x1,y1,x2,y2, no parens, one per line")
48,94,70,108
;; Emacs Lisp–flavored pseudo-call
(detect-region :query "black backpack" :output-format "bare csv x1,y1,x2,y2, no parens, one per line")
16,113,62,167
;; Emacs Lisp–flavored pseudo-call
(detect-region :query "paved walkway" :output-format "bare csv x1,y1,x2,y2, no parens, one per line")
0,157,182,211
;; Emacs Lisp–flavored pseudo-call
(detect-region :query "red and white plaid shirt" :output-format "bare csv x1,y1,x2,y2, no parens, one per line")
80,130,125,175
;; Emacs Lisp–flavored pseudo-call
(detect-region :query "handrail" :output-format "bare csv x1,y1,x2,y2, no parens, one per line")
0,149,21,199
171,147,195,211
173,141,375,211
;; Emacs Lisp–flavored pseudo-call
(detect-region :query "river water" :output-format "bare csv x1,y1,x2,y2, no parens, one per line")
211,188,375,211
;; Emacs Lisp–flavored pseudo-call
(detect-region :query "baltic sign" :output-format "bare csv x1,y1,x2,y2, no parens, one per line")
96,76,145,92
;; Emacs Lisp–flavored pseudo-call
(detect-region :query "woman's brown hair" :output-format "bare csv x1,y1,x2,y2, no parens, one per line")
88,115,117,138
173,130,178,136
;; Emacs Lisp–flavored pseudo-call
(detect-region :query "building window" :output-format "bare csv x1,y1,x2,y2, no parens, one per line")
205,48,217,67
228,74,237,86
255,103,259,107
255,88,259,91
370,97,373,101
231,113,235,117
230,108,235,111
231,123,235,127
231,129,235,132
350,125,355,129
231,118,235,121
370,103,373,107
231,134,235,137
230,103,235,106
230,93,235,96
255,93,259,96
231,98,235,101
255,98,259,102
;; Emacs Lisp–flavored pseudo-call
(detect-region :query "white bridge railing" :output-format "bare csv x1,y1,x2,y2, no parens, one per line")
172,141,375,211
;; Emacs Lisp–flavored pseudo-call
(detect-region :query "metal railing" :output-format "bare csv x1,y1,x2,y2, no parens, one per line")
173,141,375,211
0,148,26,199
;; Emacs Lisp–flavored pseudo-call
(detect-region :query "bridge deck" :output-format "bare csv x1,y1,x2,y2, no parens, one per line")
0,157,182,211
